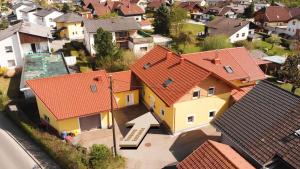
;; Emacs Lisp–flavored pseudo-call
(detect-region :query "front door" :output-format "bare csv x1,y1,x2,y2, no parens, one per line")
31,43,36,53
126,94,134,106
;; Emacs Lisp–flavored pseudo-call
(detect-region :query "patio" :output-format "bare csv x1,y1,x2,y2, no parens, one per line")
76,104,221,169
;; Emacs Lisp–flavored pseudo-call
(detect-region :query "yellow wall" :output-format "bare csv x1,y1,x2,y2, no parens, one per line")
36,97,111,135
114,90,139,108
230,80,256,87
56,22,84,40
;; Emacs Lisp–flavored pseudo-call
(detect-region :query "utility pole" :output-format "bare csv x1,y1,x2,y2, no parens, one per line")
109,75,117,157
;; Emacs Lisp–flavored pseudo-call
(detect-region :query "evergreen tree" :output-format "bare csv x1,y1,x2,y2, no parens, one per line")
153,4,170,35
243,3,254,18
62,3,70,13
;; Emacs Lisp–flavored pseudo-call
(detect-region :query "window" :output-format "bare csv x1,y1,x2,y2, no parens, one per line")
192,90,200,99
49,18,53,22
160,108,165,116
7,60,16,67
209,111,216,118
236,33,239,38
208,87,215,96
72,32,75,35
162,78,173,88
242,33,245,37
5,46,13,53
140,47,147,51
224,66,234,74
293,21,296,25
44,115,50,123
187,116,194,123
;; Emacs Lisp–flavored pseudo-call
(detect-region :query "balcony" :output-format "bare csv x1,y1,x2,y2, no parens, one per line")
129,30,153,44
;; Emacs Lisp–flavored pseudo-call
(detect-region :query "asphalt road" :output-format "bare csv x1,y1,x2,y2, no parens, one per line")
0,129,39,169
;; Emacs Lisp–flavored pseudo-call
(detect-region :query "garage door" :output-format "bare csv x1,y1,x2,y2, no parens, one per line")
79,114,101,132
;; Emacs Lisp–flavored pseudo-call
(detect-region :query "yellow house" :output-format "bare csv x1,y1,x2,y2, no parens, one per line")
54,13,85,40
27,70,138,136
130,46,265,134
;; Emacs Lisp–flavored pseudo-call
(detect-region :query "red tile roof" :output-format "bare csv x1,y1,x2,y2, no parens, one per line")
264,6,291,22
130,46,211,106
177,140,255,169
119,3,144,16
231,85,254,101
110,70,136,93
27,71,118,120
140,19,152,26
183,47,265,83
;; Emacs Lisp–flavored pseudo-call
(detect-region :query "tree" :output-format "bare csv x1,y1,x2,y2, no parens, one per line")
278,55,300,93
153,4,170,35
177,32,193,48
201,35,233,51
265,35,281,50
0,19,8,30
93,28,122,72
62,3,70,13
169,5,187,36
243,3,254,18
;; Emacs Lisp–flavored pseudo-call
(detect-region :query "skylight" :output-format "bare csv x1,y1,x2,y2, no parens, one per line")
143,63,151,69
224,66,234,74
90,84,97,93
162,78,173,88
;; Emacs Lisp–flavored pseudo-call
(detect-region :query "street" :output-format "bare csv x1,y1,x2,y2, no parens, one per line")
0,129,39,169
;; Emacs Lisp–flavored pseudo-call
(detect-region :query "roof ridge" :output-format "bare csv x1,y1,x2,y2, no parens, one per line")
181,47,246,56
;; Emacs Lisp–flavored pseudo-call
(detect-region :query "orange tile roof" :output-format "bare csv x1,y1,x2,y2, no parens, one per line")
183,47,265,82
231,85,254,102
130,46,211,106
177,140,255,169
27,71,118,120
110,70,136,93
140,19,152,26
119,3,144,16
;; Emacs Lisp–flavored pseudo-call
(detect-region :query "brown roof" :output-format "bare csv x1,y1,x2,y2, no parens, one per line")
119,3,144,16
218,6,234,16
206,17,250,37
177,140,255,169
213,80,300,168
289,7,300,18
179,1,203,12
147,0,165,9
259,6,291,22
27,71,118,120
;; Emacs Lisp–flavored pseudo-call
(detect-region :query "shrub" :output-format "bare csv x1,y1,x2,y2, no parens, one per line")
281,38,292,49
89,145,111,169
0,67,8,76
233,40,253,50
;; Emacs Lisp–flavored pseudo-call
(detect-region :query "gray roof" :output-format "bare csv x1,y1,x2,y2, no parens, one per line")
34,9,57,17
19,5,41,13
0,22,51,41
54,13,84,23
83,17,141,33
262,56,286,64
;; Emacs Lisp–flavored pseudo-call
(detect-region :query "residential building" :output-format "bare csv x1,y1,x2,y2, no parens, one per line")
0,22,51,69
213,80,300,169
54,13,85,40
18,5,42,23
205,17,250,43
27,70,139,135
179,1,205,21
177,140,255,169
83,17,154,56
33,9,63,31
253,2,270,12
286,14,300,38
117,2,145,22
130,45,264,134
200,6,237,22
12,1,39,20
146,0,166,11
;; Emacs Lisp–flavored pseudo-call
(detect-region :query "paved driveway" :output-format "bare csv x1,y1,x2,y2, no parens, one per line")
77,104,221,169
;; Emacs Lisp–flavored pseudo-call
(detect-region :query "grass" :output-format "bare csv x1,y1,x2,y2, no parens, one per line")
253,40,294,56
278,83,300,96
0,76,10,96
178,43,202,54
181,23,205,36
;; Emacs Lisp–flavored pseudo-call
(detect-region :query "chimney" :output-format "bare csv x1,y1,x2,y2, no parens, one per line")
93,76,102,82
166,51,172,59
212,50,221,65
180,57,185,63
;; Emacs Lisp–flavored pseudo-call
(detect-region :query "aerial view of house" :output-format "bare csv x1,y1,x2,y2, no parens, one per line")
0,0,300,168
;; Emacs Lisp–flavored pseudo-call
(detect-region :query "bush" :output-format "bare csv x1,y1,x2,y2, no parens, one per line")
89,145,111,168
0,67,8,76
233,40,253,50
281,38,292,49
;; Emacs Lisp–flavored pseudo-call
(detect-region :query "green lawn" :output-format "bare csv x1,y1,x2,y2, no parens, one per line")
182,23,205,36
253,40,294,56
278,83,300,96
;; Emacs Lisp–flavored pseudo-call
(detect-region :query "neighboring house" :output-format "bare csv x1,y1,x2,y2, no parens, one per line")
253,2,270,12
146,0,166,11
27,70,139,135
117,2,145,22
213,80,300,169
201,6,237,21
54,13,85,40
33,9,63,31
206,0,226,6
130,45,264,134
286,14,300,38
177,140,255,169
0,22,51,69
19,5,42,23
205,17,250,43
12,1,39,20
83,17,154,56
179,1,205,21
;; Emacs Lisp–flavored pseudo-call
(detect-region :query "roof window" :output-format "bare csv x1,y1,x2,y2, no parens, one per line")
162,78,173,88
90,84,97,93
143,62,151,69
224,66,234,74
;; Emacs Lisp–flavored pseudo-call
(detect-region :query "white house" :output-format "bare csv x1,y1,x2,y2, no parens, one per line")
286,15,300,38
33,9,63,31
13,2,41,21
206,17,250,43
83,17,154,56
0,22,51,69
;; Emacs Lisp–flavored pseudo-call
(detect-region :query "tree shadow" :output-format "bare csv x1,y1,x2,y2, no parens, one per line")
169,129,221,162
7,72,21,99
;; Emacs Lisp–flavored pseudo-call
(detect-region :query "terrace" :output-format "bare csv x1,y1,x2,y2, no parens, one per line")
20,53,69,97
129,30,153,44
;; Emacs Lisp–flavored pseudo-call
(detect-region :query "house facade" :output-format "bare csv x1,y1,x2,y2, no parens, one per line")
27,70,139,135
286,15,300,38
54,13,85,40
0,22,51,69
33,9,63,31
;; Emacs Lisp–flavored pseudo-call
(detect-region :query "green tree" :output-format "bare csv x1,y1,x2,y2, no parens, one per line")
278,55,300,93
93,28,122,72
243,3,254,18
153,4,170,35
265,35,281,50
0,19,8,30
177,32,193,48
201,35,233,51
89,144,111,169
62,3,70,13
169,5,187,36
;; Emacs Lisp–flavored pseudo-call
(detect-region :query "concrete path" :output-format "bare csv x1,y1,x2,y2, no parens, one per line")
0,112,60,169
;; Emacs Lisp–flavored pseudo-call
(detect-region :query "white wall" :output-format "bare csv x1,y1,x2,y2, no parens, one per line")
45,11,63,28
128,41,154,56
22,41,49,54
229,24,249,43
0,34,23,68
286,19,300,36
14,5,27,20
126,15,142,22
